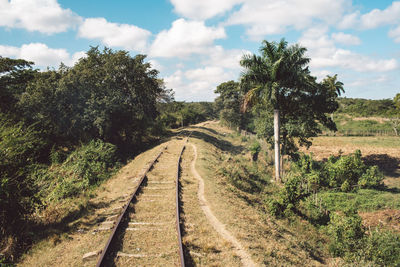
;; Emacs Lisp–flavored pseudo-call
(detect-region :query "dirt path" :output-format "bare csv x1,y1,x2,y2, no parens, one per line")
189,143,256,267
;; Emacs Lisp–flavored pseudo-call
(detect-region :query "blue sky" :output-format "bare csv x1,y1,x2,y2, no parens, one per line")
1,0,399,101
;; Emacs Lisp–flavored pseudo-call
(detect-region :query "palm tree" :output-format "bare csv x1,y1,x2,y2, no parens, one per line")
322,74,344,121
240,39,311,182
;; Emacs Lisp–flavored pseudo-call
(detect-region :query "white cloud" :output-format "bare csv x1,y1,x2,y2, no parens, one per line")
148,59,164,71
389,25,400,43
205,45,251,69
299,28,398,72
150,19,226,58
0,0,81,34
164,66,234,101
331,32,361,45
360,2,400,29
337,11,360,29
170,0,242,20
226,0,347,39
338,2,400,31
78,18,151,52
0,43,85,67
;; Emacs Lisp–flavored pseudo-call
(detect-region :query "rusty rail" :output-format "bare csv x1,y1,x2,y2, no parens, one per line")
175,137,188,267
95,146,165,267
96,131,191,266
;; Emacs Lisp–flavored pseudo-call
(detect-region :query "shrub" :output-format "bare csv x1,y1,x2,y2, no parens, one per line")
363,230,400,266
249,141,261,161
327,209,365,259
295,150,383,191
46,140,119,201
268,174,309,217
218,157,270,194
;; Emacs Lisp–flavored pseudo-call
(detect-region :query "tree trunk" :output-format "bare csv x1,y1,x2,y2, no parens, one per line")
274,109,281,182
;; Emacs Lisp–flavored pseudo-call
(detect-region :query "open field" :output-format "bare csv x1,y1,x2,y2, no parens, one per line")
301,135,400,232
301,136,400,186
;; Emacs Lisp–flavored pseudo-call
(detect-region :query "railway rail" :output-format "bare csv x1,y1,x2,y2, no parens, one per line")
95,132,190,266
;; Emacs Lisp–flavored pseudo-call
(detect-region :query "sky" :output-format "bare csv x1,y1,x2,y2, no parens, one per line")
1,0,400,101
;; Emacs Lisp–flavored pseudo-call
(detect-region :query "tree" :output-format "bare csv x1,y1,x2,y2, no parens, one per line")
240,39,343,181
214,81,242,129
390,93,400,136
0,57,36,115
19,47,165,152
323,74,344,120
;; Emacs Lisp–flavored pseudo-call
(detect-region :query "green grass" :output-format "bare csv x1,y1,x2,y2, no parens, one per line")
339,136,400,148
316,189,400,212
327,113,396,136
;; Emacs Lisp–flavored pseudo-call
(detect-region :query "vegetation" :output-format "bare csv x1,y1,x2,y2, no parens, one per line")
0,49,213,261
215,39,343,182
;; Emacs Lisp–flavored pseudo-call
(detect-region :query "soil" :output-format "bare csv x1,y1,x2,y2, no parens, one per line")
360,209,400,233
189,143,256,267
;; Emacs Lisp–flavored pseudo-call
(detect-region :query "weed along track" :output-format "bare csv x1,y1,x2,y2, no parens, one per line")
94,135,189,267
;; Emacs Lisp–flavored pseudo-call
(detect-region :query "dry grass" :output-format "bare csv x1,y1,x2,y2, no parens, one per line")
114,140,183,266
187,121,327,266
180,144,242,266
18,140,174,267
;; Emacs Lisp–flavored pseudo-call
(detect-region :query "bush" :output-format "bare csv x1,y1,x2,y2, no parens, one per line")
218,157,270,194
294,151,383,192
327,209,365,259
268,174,309,217
45,140,119,201
363,230,400,266
249,141,261,161
0,118,45,233
327,209,400,265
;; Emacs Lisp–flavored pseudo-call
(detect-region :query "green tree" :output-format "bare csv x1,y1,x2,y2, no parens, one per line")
391,93,400,136
0,57,36,115
215,81,242,129
240,39,343,181
19,47,165,152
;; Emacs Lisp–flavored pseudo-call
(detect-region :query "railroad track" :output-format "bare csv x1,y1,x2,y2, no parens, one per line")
95,132,190,266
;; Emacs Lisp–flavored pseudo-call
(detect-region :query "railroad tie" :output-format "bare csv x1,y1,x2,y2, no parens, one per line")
126,227,163,231
128,222,167,225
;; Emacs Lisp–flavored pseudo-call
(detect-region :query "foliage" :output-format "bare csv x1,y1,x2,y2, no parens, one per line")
268,174,309,217
240,39,343,159
214,81,248,129
249,141,261,161
19,47,165,152
0,57,36,115
294,150,383,191
38,140,119,202
337,97,396,117
327,209,365,258
363,229,400,266
218,156,270,194
157,101,216,128
0,116,45,241
268,151,384,217
327,210,400,265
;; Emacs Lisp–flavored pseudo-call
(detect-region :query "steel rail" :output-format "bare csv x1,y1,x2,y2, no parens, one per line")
96,130,192,267
175,139,187,267
95,146,166,267
175,131,193,267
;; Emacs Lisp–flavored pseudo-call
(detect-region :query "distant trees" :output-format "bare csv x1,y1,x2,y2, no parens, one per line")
239,39,343,181
214,81,246,129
